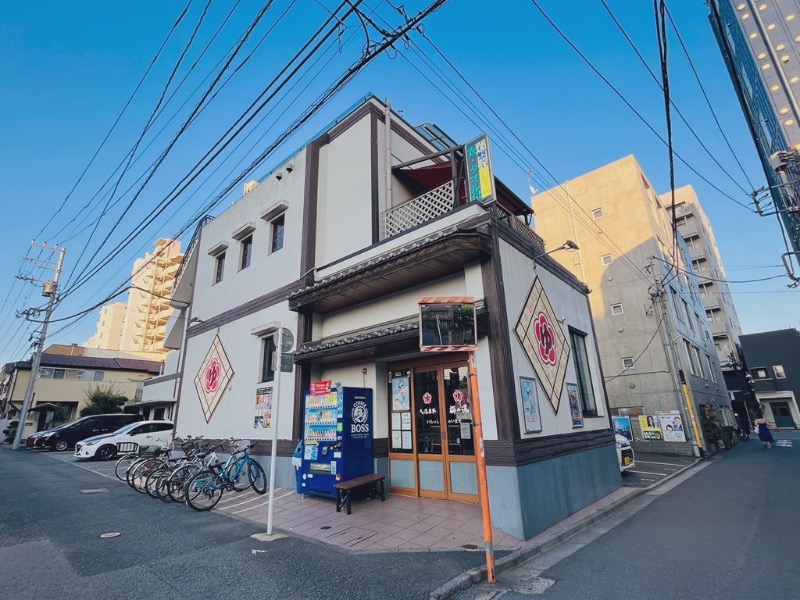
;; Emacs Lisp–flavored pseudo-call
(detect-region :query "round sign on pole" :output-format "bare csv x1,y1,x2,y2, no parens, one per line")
280,327,294,352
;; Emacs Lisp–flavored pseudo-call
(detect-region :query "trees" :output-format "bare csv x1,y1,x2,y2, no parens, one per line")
80,385,129,417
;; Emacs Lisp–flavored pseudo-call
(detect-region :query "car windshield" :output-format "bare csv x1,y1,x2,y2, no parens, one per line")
112,422,141,435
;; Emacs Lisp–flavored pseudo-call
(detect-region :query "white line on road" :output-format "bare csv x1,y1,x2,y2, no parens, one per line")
636,460,687,467
628,470,668,476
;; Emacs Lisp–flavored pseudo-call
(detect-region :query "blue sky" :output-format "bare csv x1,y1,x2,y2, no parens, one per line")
0,0,797,367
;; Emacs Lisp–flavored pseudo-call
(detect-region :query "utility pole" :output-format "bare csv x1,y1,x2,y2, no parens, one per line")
12,243,66,450
650,262,703,458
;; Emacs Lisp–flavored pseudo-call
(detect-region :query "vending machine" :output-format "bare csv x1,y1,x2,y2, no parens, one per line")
297,382,373,498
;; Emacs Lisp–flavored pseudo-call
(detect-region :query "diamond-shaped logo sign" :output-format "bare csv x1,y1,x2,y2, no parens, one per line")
515,277,570,414
194,335,234,423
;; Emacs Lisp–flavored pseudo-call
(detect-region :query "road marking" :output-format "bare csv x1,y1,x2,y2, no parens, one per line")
628,470,668,476
636,460,686,467
775,440,793,447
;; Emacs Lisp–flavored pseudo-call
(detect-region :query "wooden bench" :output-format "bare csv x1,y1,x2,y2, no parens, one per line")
334,473,386,515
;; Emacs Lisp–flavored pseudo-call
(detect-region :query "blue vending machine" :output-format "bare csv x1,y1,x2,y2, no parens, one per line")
297,382,373,498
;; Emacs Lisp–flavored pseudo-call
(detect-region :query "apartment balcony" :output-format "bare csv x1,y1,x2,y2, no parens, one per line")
704,302,721,311
382,181,455,240
673,204,694,218
712,330,729,339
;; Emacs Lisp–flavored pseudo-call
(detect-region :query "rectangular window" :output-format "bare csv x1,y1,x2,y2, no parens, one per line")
682,300,693,331
601,254,613,265
93,371,105,382
39,368,54,379
214,252,225,284
271,215,285,253
774,365,786,379
592,208,604,220
260,336,277,383
706,355,716,383
570,330,597,416
240,236,252,270
685,341,698,376
52,369,66,380
671,289,683,322
611,303,623,316
693,347,706,379
622,357,635,371
752,367,768,380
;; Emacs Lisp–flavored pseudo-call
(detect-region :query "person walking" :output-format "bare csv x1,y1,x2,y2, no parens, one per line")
755,416,774,449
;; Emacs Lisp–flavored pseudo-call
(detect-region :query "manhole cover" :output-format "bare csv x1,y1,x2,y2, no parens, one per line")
80,488,109,494
320,526,332,530
461,544,479,550
100,532,121,539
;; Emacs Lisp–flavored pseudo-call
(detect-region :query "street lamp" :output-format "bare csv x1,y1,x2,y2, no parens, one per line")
535,240,579,262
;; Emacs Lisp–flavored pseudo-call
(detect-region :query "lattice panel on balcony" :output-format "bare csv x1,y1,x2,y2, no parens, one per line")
382,181,455,239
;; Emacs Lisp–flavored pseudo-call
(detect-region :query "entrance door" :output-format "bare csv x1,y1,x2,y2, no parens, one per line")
772,402,796,428
404,363,478,502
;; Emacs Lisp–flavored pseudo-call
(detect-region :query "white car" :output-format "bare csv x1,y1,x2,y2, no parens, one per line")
616,434,635,472
75,420,173,460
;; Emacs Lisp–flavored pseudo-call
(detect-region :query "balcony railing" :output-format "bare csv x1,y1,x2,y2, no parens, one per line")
381,181,455,239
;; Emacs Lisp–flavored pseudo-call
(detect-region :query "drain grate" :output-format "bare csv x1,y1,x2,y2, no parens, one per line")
461,544,479,550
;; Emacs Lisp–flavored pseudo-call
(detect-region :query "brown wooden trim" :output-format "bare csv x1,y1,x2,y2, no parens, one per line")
483,225,520,440
388,353,470,371
371,112,380,244
328,102,378,142
373,437,388,458
301,137,325,284
484,428,615,467
292,310,313,441
186,279,301,338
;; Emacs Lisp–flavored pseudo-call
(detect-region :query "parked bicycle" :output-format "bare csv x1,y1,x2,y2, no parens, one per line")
185,441,267,512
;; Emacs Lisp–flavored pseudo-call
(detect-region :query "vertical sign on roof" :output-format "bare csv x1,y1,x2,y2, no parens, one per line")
464,134,495,203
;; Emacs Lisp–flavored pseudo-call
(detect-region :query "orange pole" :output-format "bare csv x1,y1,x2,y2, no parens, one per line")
468,351,496,583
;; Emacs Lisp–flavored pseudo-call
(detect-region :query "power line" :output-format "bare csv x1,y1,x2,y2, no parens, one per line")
528,0,757,213
35,1,193,241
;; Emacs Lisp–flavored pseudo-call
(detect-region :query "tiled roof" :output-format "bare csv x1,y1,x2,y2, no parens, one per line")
38,354,163,374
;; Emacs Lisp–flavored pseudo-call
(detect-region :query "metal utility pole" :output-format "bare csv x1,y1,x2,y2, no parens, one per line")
12,244,66,450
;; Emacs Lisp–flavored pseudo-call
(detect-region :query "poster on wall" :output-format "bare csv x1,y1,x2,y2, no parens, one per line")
254,387,273,429
612,416,633,441
519,376,542,433
658,412,686,442
392,375,410,411
567,383,583,428
638,415,663,441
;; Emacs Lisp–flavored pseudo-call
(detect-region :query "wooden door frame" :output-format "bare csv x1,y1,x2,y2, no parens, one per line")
387,358,478,503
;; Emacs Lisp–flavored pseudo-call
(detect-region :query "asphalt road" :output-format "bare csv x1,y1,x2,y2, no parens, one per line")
459,431,800,600
622,451,697,488
0,446,483,600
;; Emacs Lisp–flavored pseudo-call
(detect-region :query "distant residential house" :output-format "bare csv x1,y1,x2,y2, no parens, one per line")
741,329,800,430
0,349,162,436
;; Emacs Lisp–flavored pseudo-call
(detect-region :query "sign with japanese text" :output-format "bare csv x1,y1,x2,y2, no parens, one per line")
464,134,495,203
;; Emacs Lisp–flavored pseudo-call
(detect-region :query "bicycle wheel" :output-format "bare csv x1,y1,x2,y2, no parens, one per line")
185,470,224,511
167,464,201,503
131,459,165,494
248,460,268,494
126,458,149,488
146,464,172,499
115,453,139,481
226,459,251,492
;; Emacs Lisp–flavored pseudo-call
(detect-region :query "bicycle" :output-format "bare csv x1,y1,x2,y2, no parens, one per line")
185,442,267,511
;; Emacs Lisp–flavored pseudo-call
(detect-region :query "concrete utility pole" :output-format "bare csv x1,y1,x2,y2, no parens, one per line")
651,266,703,457
12,244,66,450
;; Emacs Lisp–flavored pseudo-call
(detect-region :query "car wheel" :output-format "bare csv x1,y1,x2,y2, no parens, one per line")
96,445,116,461
54,440,69,452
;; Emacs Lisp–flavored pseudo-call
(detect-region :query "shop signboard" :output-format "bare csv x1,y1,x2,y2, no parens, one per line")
464,134,495,203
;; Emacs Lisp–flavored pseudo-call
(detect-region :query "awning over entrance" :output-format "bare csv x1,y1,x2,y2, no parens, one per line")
28,402,64,412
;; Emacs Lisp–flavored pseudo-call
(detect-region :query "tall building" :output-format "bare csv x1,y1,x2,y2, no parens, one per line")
84,303,125,351
709,0,800,258
85,239,182,356
534,156,732,456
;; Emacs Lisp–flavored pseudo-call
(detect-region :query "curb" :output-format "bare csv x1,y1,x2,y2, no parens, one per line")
429,456,704,600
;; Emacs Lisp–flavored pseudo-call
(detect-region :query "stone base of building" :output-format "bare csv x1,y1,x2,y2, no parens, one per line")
631,440,696,456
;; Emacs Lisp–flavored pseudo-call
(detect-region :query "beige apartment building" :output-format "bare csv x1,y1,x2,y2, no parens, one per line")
533,155,732,455
85,239,183,356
